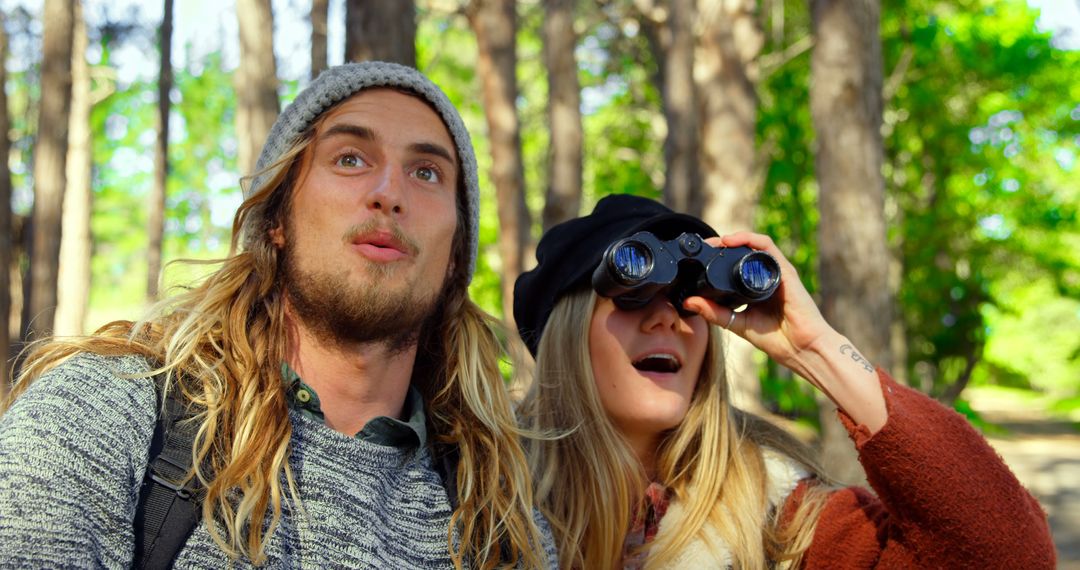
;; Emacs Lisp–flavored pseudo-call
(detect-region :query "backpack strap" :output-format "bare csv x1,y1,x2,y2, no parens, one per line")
431,442,515,563
431,442,461,511
133,375,203,569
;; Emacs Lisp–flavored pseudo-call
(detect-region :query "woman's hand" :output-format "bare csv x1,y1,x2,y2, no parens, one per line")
683,232,888,432
682,232,832,371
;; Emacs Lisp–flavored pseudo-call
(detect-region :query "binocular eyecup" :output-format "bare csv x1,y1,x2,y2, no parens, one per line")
591,231,781,313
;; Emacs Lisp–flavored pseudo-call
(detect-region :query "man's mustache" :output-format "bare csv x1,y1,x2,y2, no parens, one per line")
342,219,421,257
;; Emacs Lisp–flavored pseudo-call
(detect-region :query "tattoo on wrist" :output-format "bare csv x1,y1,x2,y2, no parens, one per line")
839,344,875,373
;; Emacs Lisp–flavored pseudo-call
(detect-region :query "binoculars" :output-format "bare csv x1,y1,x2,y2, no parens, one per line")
591,231,781,313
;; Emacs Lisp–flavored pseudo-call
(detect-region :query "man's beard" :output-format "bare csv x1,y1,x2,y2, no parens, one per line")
281,232,445,354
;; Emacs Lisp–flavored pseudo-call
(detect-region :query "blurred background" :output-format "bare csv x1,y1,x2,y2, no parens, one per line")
1,0,1077,564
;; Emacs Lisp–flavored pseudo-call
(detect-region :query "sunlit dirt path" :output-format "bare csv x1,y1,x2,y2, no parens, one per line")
968,389,1080,569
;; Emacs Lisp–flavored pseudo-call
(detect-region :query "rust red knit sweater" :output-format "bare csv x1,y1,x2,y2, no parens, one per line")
793,370,1056,569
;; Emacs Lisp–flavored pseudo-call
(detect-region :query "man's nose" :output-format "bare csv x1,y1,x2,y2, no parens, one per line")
366,165,405,215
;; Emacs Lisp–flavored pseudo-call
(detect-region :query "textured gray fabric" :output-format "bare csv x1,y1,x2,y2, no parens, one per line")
245,61,481,281
0,353,558,568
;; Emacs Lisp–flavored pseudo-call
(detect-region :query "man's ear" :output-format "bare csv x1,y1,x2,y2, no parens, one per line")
269,225,285,248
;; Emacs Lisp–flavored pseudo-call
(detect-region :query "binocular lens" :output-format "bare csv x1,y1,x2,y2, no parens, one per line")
738,254,780,293
612,242,652,283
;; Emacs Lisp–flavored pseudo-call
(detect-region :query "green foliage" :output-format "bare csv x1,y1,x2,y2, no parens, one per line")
167,48,237,260
3,7,41,216
755,0,1080,415
87,43,237,317
760,361,820,430
5,67,37,215
518,2,553,222
577,7,665,208
881,0,1080,397
415,6,504,317
982,281,1080,396
757,0,817,286
1049,395,1080,417
89,75,155,309
951,398,1007,436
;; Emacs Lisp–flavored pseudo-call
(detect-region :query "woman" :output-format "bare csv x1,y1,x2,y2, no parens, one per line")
514,194,1054,569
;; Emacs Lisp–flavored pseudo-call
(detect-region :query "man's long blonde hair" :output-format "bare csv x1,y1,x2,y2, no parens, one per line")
3,114,547,568
520,289,832,569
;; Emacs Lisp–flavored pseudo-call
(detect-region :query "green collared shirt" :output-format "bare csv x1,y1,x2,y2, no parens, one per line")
281,363,427,448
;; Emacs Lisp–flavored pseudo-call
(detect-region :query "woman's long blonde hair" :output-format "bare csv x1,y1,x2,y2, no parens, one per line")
520,289,832,569
3,107,547,569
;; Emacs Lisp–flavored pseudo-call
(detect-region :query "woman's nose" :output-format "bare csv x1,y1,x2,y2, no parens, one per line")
640,295,680,332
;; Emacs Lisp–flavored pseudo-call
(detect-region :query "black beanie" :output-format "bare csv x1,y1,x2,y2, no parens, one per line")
513,193,718,356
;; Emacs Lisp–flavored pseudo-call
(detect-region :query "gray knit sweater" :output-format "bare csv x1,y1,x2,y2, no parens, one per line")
0,353,557,568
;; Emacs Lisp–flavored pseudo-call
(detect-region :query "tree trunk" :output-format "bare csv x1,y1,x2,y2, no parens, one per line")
540,0,583,231
345,0,416,67
696,0,767,412
0,15,12,390
54,0,91,337
145,0,173,303
638,0,701,216
23,0,75,343
12,215,27,352
235,0,280,177
809,0,891,484
468,0,532,324
311,0,329,79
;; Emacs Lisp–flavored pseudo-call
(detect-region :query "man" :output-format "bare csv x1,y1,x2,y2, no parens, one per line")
0,62,555,568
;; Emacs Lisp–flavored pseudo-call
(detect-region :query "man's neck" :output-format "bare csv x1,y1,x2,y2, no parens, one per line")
285,319,417,437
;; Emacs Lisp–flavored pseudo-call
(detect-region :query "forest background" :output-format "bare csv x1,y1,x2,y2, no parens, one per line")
0,0,1078,553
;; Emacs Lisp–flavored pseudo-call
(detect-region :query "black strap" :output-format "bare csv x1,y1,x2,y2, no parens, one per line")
432,443,461,511
431,443,514,563
133,377,203,570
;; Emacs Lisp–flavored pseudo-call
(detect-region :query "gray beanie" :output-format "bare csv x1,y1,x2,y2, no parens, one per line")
244,61,481,281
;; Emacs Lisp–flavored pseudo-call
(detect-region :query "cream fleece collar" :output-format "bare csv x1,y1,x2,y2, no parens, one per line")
646,448,810,569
